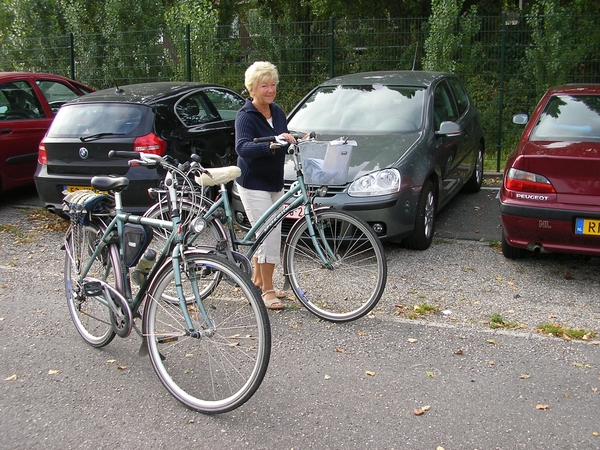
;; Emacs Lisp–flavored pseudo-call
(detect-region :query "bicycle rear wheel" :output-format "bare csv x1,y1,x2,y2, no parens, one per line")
283,209,387,322
143,252,270,414
64,222,118,347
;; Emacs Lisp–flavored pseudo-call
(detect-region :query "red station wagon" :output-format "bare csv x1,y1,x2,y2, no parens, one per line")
0,72,94,193
499,84,600,258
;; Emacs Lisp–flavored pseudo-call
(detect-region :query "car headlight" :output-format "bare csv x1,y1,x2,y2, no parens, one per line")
348,168,401,197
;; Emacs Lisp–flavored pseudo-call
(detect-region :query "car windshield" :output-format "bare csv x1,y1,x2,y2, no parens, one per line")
530,94,600,142
47,103,152,138
288,84,425,135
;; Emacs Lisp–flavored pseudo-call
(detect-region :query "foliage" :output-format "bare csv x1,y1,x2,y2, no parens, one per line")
1,0,600,168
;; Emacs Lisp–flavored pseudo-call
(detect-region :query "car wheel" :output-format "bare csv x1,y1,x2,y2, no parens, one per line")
403,179,436,250
463,144,483,193
501,229,526,259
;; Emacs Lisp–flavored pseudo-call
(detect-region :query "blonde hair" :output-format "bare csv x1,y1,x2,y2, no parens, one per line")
244,61,279,95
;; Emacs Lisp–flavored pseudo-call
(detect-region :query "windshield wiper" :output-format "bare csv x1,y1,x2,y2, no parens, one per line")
80,132,124,142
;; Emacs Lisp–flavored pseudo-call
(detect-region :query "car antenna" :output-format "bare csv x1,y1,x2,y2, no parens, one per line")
411,43,418,71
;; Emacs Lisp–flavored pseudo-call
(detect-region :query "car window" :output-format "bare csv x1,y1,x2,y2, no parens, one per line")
288,84,425,134
47,103,152,137
36,80,86,115
446,78,469,116
530,94,600,142
203,88,244,121
175,93,218,127
0,81,45,120
433,82,459,130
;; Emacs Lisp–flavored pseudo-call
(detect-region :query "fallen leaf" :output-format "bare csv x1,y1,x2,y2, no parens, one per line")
407,338,418,343
48,370,59,375
365,371,376,377
413,408,425,416
536,404,549,410
324,374,331,380
422,405,431,411
487,339,497,345
334,348,346,353
426,371,435,378
593,432,599,437
106,359,116,364
520,374,530,379
117,365,127,370
357,331,367,337
454,349,463,355
5,374,17,381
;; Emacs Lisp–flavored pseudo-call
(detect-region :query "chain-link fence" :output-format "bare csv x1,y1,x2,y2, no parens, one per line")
2,14,599,171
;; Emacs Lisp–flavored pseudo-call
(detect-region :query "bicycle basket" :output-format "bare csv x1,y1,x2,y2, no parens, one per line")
299,139,355,186
122,224,154,267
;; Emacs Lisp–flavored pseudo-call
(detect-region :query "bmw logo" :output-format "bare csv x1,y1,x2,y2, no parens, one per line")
79,147,89,159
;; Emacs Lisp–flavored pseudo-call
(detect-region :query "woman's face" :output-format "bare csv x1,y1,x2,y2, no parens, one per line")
251,76,277,107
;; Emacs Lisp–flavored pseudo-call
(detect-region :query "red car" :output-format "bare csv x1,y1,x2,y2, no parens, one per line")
499,84,600,258
0,72,94,193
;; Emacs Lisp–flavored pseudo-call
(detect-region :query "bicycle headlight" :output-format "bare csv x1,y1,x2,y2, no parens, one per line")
190,217,207,234
348,168,401,197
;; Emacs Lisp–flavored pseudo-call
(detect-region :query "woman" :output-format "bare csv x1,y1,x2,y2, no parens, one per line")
235,61,296,310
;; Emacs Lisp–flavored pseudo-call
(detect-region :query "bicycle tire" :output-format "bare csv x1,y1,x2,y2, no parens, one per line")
64,222,118,347
143,252,270,414
282,209,387,322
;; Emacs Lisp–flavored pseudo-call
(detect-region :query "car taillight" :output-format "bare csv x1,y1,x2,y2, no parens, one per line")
38,142,48,165
505,168,556,193
133,133,167,156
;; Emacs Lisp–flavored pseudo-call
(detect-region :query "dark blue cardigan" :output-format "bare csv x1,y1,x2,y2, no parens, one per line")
235,99,289,192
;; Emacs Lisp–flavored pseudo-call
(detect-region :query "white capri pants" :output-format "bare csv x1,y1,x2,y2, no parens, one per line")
236,183,284,264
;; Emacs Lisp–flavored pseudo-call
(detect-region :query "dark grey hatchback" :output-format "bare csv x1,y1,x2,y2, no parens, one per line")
35,81,244,214
232,71,485,250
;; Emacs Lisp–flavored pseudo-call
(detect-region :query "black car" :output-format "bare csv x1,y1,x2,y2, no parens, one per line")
35,82,245,214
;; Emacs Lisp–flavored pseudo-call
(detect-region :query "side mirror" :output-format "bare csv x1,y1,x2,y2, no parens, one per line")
512,113,528,125
436,121,462,137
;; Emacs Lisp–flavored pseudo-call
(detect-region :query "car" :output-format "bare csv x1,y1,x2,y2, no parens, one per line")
35,81,245,215
231,71,485,249
0,72,94,193
499,84,600,259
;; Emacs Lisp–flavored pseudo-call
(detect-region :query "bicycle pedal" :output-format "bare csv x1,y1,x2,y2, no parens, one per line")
83,281,103,296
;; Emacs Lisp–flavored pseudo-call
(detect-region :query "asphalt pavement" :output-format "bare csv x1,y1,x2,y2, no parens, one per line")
1,181,599,449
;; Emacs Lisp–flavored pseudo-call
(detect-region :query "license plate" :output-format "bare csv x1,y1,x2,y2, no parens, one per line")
64,185,105,194
575,218,600,235
284,204,303,220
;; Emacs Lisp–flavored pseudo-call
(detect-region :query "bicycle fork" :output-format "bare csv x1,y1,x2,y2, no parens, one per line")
171,244,215,338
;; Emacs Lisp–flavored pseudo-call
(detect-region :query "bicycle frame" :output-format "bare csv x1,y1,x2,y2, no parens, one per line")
73,165,213,335
200,144,337,269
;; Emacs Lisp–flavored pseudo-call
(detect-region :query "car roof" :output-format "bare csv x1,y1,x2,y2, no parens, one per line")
545,83,600,96
318,71,453,88
66,81,233,106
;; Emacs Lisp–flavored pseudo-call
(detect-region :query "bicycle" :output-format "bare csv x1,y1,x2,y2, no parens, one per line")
62,151,270,414
145,136,387,322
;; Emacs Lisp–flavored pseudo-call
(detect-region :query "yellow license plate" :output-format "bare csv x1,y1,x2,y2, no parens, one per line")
575,218,600,235
64,185,105,194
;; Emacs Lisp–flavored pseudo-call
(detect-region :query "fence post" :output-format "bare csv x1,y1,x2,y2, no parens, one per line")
186,24,192,81
69,33,75,80
329,16,335,79
496,12,506,172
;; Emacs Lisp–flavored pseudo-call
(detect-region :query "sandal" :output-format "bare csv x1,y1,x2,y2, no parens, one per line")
261,290,285,310
273,288,287,299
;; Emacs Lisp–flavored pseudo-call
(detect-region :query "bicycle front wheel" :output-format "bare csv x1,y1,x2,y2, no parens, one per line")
283,209,387,322
64,222,118,347
143,252,270,414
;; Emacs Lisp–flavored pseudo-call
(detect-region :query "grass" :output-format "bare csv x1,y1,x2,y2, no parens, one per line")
407,303,438,319
536,322,597,341
489,312,522,329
